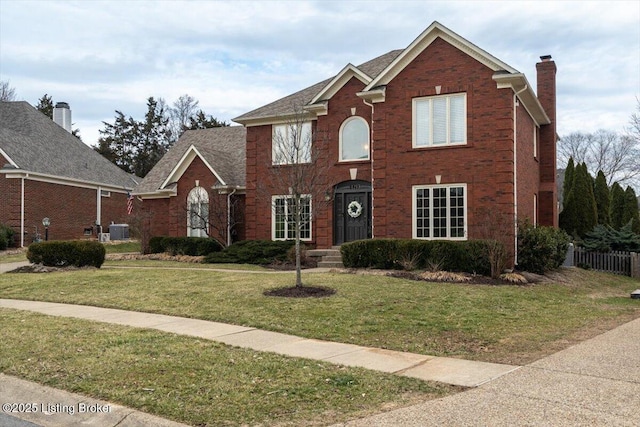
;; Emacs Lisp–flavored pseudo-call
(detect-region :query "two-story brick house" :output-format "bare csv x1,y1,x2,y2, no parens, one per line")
233,21,557,266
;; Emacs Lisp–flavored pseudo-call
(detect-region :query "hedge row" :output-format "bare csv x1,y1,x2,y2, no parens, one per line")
27,241,106,268
0,224,15,250
340,239,496,275
204,240,296,265
148,236,223,256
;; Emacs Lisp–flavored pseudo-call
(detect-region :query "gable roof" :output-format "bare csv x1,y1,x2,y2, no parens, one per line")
233,49,402,125
234,21,549,126
0,101,138,191
133,126,246,197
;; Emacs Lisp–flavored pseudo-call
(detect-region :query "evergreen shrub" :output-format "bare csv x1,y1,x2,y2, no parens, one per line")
517,223,570,274
27,241,106,268
340,239,495,276
204,240,296,265
0,224,16,250
147,236,223,256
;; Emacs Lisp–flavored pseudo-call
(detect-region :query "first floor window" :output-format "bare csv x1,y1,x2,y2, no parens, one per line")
272,195,311,240
413,184,467,240
188,186,209,237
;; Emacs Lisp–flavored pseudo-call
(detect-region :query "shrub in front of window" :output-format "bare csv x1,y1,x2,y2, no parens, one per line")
27,241,106,268
340,238,494,276
147,236,223,256
517,223,570,274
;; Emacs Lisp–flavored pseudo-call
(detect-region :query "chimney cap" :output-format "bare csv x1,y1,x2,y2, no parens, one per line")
540,55,553,62
54,102,70,108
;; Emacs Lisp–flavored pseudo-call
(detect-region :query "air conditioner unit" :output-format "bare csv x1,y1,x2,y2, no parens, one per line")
99,233,110,243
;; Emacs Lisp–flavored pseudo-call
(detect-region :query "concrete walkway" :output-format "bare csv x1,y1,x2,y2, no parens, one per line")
334,316,640,426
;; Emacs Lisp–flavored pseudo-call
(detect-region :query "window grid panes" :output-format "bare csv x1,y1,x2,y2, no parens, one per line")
272,123,312,165
414,185,466,240
273,196,311,241
413,93,466,147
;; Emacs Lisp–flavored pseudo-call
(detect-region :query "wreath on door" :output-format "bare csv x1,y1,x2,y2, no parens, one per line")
347,201,363,218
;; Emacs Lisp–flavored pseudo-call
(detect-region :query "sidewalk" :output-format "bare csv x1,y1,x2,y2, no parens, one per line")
0,299,518,388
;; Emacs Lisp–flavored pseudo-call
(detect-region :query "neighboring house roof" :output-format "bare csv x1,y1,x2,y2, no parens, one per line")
134,126,246,197
0,101,137,191
234,21,549,126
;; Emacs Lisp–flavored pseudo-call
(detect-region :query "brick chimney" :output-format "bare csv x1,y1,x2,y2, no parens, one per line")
536,55,558,227
53,102,72,133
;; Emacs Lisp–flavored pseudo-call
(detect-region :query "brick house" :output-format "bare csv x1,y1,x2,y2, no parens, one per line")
0,101,138,246
233,21,557,266
133,126,246,247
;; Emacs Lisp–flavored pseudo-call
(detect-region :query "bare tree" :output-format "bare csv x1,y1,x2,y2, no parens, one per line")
0,80,17,102
558,129,640,187
184,186,243,247
260,106,332,287
169,94,200,141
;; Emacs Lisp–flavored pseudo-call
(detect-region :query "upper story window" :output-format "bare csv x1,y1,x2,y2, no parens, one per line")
339,117,370,161
272,122,312,165
413,93,466,148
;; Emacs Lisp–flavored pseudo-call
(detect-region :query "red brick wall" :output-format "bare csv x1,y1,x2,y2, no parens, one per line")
536,59,558,227
0,155,21,240
516,102,540,226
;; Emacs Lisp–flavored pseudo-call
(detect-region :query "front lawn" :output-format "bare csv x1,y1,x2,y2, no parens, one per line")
0,309,454,426
1,265,638,364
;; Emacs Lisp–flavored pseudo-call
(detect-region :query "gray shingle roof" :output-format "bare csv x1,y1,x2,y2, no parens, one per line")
0,101,137,189
134,126,246,195
233,49,403,123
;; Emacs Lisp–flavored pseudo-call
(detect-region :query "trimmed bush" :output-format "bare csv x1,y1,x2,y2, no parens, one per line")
27,241,106,268
147,236,223,256
340,239,496,276
204,240,296,265
517,223,570,274
0,224,16,250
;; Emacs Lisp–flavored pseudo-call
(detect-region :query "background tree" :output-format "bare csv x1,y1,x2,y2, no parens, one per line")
610,182,626,230
168,94,200,142
35,94,54,118
560,162,596,237
561,157,575,209
558,129,639,188
622,186,640,234
186,110,229,130
594,170,610,226
0,80,17,101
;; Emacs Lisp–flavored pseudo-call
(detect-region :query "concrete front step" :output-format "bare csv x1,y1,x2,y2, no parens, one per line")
317,261,345,268
308,249,341,257
308,248,344,268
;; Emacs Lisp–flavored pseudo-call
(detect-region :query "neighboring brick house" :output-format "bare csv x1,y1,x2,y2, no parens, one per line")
0,101,138,246
133,126,246,247
233,21,557,266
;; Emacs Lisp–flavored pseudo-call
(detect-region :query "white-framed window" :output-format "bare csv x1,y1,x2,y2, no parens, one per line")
413,93,466,148
187,186,209,237
413,184,467,240
533,126,538,158
272,122,312,165
272,195,312,241
100,190,111,197
339,116,370,161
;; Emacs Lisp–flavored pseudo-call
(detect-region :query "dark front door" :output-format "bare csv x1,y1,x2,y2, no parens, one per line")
334,181,372,245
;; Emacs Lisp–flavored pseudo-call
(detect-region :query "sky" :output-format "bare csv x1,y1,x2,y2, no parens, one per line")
1,0,639,149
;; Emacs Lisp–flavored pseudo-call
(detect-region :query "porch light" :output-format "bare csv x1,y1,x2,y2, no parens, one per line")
42,217,50,241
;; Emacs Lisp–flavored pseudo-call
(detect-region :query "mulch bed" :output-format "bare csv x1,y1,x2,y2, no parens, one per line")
263,285,336,298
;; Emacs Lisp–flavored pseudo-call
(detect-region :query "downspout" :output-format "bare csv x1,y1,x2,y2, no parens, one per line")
96,186,102,233
227,187,237,247
362,98,374,238
20,176,25,247
513,85,528,265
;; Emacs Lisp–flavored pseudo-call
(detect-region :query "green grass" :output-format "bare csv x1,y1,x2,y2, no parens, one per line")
1,265,638,364
103,241,142,253
0,252,27,263
0,309,455,426
104,259,268,271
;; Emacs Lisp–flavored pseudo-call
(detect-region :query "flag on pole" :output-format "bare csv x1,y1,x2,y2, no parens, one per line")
127,192,134,215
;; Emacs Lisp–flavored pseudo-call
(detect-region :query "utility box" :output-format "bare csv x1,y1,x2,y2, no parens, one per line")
109,224,129,240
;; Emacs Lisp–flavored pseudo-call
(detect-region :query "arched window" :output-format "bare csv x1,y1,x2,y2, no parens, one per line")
339,117,370,161
187,186,209,237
